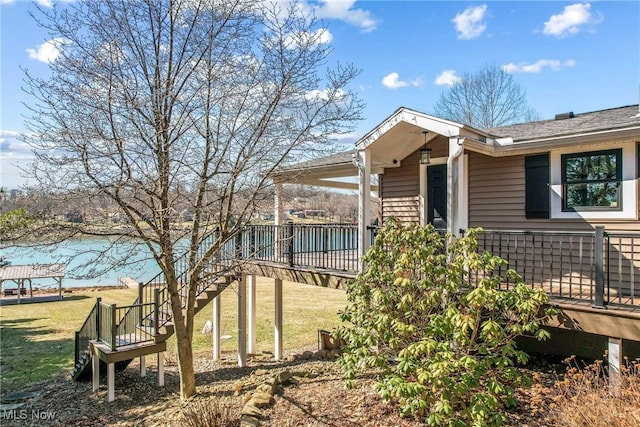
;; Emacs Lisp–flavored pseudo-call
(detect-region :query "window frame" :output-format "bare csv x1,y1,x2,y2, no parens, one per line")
560,148,622,212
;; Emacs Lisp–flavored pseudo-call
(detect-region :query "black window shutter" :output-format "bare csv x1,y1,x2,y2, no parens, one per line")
525,154,550,219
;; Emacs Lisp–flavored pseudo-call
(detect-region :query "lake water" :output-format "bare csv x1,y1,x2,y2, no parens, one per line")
1,239,161,289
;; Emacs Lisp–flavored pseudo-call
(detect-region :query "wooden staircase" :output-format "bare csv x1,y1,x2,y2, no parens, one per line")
71,235,236,381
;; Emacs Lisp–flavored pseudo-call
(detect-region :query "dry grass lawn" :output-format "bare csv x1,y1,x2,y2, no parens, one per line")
0,278,347,392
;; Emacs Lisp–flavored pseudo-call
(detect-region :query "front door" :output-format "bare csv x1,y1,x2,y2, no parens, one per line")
427,164,447,230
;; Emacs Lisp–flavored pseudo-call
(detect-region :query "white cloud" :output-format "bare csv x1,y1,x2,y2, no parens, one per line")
304,88,346,101
26,38,68,63
434,69,460,86
285,28,333,48
0,130,32,160
502,59,577,74
543,3,598,37
381,72,422,90
313,0,378,32
452,4,488,40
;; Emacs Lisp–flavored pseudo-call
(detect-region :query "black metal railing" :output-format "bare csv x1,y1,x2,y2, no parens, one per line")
605,232,639,307
74,298,100,366
238,223,360,272
475,227,640,309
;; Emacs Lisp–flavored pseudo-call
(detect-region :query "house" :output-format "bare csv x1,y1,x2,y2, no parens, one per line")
73,105,639,399
269,104,640,360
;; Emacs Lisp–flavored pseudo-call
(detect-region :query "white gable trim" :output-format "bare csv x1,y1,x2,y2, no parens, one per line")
355,108,468,150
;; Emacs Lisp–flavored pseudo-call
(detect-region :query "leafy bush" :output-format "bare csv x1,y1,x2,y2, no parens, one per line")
338,219,555,426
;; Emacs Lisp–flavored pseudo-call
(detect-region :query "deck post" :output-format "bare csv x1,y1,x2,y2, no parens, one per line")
212,293,221,361
96,297,102,339
92,353,99,392
140,355,146,377
248,274,257,355
608,337,622,391
138,282,144,326
153,289,160,335
110,304,117,350
157,352,165,386
107,362,115,402
593,226,605,309
287,222,294,267
238,275,247,367
274,278,283,361
274,183,283,261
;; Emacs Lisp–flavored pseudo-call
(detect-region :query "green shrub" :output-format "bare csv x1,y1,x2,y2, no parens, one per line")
338,219,555,426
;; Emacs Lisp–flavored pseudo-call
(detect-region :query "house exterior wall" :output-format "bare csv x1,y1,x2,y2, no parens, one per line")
380,150,420,224
467,150,639,232
379,136,450,224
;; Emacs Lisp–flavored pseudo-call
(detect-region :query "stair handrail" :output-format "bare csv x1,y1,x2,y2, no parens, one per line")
140,229,238,330
72,227,237,378
74,297,101,366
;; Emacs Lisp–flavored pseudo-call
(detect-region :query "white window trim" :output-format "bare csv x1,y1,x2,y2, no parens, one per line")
550,141,638,220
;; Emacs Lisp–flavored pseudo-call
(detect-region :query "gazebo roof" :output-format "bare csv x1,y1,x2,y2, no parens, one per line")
0,264,65,282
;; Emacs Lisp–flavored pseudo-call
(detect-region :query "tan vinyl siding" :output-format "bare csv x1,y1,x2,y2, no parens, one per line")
467,151,640,233
380,150,420,223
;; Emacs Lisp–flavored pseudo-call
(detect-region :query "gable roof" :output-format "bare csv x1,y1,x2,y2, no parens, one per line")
484,105,640,143
0,264,65,282
270,104,640,181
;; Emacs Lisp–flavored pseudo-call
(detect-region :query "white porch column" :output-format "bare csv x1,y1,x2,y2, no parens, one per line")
274,182,284,225
237,275,247,367
274,278,283,361
608,337,622,390
157,352,164,386
419,162,428,226
357,149,372,270
92,354,99,392
247,274,257,354
139,355,146,377
212,294,221,361
447,138,465,236
107,363,115,402
274,182,284,261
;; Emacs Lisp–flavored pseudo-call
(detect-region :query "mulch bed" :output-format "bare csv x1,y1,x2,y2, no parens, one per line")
0,350,562,426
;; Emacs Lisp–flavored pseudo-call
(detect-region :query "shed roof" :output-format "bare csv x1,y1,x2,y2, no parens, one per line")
0,264,65,281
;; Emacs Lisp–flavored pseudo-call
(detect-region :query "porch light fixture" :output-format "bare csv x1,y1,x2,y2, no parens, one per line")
419,131,432,165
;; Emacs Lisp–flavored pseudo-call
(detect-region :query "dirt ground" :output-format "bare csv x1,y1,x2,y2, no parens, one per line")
0,349,560,427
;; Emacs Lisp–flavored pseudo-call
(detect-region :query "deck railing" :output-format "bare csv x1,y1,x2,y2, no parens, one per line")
237,223,361,272
475,228,640,309
74,298,100,365
94,300,157,351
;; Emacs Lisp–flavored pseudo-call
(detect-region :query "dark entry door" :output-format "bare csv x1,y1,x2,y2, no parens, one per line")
427,164,447,230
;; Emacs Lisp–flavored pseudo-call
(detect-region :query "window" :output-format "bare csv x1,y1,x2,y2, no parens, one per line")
561,149,622,211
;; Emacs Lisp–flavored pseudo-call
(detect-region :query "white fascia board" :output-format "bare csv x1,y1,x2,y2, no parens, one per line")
464,127,640,157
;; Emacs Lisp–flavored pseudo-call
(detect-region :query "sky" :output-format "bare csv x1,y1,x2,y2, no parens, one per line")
1,0,639,189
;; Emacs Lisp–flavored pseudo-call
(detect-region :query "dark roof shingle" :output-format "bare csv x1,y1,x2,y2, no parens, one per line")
483,105,640,142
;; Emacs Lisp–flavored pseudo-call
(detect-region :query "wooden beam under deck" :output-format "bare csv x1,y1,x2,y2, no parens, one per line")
545,299,640,342
90,340,166,365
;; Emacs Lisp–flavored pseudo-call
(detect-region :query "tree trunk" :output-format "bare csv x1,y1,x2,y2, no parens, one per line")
170,283,196,399
176,327,196,399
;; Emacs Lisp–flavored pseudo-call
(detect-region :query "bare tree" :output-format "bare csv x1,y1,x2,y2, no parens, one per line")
433,63,539,129
21,0,363,398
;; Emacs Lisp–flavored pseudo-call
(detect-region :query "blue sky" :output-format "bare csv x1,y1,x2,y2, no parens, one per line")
1,0,638,189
